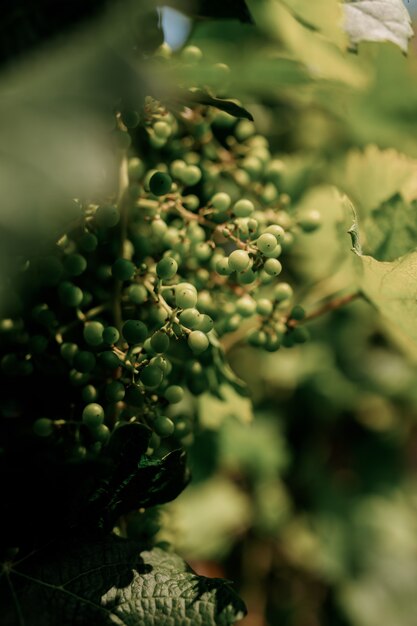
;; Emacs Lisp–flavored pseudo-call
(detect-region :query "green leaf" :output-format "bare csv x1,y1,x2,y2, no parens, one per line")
162,0,254,22
356,251,417,349
343,0,413,53
1,538,246,625
198,384,254,429
174,88,253,120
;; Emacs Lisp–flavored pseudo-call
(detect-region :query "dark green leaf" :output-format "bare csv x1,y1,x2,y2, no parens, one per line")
176,88,254,120
161,0,254,23
1,538,246,625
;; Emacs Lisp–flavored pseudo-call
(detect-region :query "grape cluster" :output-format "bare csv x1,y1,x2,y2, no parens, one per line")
0,44,320,460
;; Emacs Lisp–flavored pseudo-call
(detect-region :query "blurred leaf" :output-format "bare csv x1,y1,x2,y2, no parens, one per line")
343,0,413,53
281,0,347,47
2,538,246,625
162,0,254,22
179,89,254,120
198,384,254,429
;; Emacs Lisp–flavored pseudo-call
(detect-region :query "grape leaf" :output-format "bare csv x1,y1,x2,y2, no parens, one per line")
355,251,417,348
1,538,246,625
174,88,254,120
343,0,413,53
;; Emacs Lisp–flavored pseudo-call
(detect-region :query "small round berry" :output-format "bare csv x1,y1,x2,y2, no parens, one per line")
182,165,201,186
128,284,148,304
211,192,231,212
82,384,98,403
122,320,148,345
154,415,175,438
105,380,125,402
140,364,163,388
263,258,282,276
58,282,83,307
83,321,104,346
156,257,178,279
33,418,53,437
149,171,172,196
153,121,171,139
78,232,98,252
290,305,306,321
176,286,198,309
99,351,121,370
196,314,214,333
216,257,233,276
164,385,184,404
236,296,256,317
60,342,78,364
82,403,105,428
95,204,120,228
256,299,273,316
112,258,136,281
179,308,201,329
188,330,209,354
181,45,203,63
233,199,254,217
150,331,170,354
274,283,293,302
73,351,96,373
102,326,120,345
256,233,278,254
64,253,87,276
228,250,251,272
264,224,285,241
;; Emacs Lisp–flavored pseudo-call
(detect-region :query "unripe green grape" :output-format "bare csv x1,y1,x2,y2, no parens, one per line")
247,329,267,347
151,218,168,238
99,350,121,370
188,330,209,354
92,424,110,443
256,299,273,316
149,171,172,197
29,335,48,354
150,306,168,328
105,380,125,402
176,286,198,309
282,331,296,348
263,258,282,276
140,364,163,388
128,284,148,304
83,321,104,346
211,192,231,212
216,258,233,276
298,210,321,232
78,232,98,253
82,403,105,428
154,415,175,438
264,224,285,241
122,320,148,345
261,182,279,203
150,331,170,354
128,157,145,181
247,218,258,234
290,305,306,321
235,119,255,141
64,253,87,276
181,45,203,63
242,156,263,179
183,194,199,211
274,283,293,302
233,199,254,217
164,385,184,404
263,244,282,259
82,384,98,403
73,350,96,373
179,308,201,329
196,314,214,333
256,233,278,254
292,326,310,343
194,242,212,262
60,342,78,364
58,281,83,307
264,334,281,352
95,204,120,228
181,165,202,186
112,258,136,281
170,159,187,179
151,355,172,374
187,224,206,243
236,296,256,317
156,257,178,279
153,121,171,139
237,268,257,285
33,417,54,437
225,314,241,332
102,326,120,345
228,249,251,272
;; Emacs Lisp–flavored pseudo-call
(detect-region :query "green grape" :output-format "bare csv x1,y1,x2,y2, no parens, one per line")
176,286,198,309
179,308,201,329
187,224,206,243
112,258,136,281
122,320,148,345
105,380,125,402
228,249,251,272
264,334,281,352
83,321,104,346
153,121,171,139
151,218,168,238
211,192,231,212
196,314,214,333
82,384,98,403
263,244,282,259
140,364,163,388
226,314,241,332
247,329,267,347
73,351,96,373
149,171,172,196
60,342,78,364
164,385,184,404
156,257,178,279
154,416,175,438
236,296,256,317
95,204,120,228
290,305,306,321
150,331,170,353
102,326,120,345
233,199,254,217
64,253,87,276
264,224,285,241
188,330,209,354
58,281,83,307
256,233,278,254
181,45,203,63
128,157,145,181
181,165,201,186
183,194,199,211
282,331,296,348
92,424,111,443
121,109,140,129
128,284,148,304
150,355,172,374
82,403,104,428
33,418,54,437
216,258,233,276
292,326,310,343
235,119,255,141
170,159,187,179
263,258,282,276
298,209,321,232
194,243,212,262
256,299,273,316
99,351,121,370
29,335,48,354
274,283,293,302
237,268,257,284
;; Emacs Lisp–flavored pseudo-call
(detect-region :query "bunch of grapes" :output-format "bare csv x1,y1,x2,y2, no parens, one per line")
0,44,320,462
